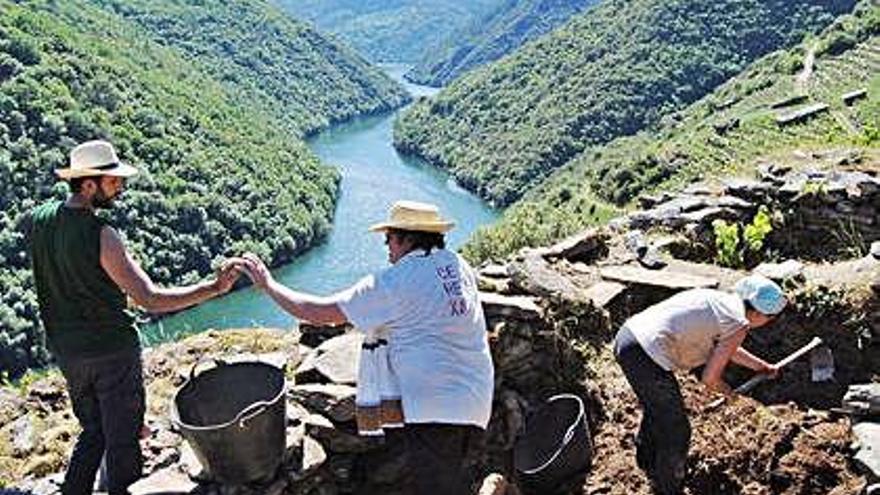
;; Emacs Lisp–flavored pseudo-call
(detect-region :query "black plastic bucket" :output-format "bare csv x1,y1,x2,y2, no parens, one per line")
171,360,287,485
513,394,592,493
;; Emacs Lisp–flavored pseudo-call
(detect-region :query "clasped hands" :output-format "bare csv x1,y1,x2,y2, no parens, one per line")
212,253,274,293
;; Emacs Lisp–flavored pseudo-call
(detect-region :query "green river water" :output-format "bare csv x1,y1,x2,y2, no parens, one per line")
142,65,499,343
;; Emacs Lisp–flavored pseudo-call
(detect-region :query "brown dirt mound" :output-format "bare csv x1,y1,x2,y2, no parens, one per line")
583,348,865,495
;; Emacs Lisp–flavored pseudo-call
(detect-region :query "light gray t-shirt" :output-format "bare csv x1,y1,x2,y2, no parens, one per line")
626,289,749,371
335,248,494,428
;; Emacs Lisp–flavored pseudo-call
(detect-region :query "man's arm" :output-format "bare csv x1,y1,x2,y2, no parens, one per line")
99,226,236,314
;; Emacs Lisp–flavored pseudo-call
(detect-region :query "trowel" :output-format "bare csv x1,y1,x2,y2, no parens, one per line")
810,345,835,382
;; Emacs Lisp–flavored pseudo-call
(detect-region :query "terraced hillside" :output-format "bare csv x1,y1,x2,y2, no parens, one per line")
406,0,598,87
463,2,879,262
394,0,858,207
0,0,406,377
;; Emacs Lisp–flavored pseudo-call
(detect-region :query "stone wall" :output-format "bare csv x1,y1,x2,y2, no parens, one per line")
615,151,880,262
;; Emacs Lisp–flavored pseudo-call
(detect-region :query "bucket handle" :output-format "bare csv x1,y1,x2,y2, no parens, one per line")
188,357,229,382
235,400,273,429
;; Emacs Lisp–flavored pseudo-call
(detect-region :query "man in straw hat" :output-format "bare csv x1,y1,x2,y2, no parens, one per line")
613,274,787,494
29,140,240,495
238,200,494,495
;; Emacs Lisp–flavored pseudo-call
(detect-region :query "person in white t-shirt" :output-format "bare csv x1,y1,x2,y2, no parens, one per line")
613,275,787,495
238,200,494,495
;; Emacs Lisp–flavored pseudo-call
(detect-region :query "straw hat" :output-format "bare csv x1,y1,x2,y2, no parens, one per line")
55,140,139,180
369,200,455,234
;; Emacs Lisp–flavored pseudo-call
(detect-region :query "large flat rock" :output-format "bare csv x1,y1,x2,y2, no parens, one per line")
509,251,586,302
583,281,627,308
290,383,357,423
128,467,196,495
600,265,719,290
297,332,363,385
479,292,543,321
854,421,880,482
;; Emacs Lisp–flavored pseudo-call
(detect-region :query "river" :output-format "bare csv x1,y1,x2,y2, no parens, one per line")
142,65,498,343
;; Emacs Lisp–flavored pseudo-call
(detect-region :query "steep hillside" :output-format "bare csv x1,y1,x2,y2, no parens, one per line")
91,0,410,135
406,0,598,87
0,0,402,377
271,0,500,63
394,0,857,207
463,1,879,263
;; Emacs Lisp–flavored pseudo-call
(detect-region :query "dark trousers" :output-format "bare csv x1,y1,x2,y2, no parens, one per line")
402,423,486,495
614,327,690,495
57,349,145,495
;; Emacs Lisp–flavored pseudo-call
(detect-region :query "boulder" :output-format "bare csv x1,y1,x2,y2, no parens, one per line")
299,323,349,348
304,412,376,454
540,228,607,263
854,421,880,482
583,281,627,308
754,260,805,282
11,415,37,457
480,292,543,321
128,466,197,495
294,435,328,481
0,388,26,425
480,264,511,279
297,332,363,385
508,251,586,302
290,384,357,423
600,265,719,290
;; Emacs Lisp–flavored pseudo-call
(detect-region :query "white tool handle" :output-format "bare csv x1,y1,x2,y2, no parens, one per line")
735,336,823,394
706,337,823,410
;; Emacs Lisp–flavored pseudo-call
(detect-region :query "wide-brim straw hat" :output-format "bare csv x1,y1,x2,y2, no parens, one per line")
369,200,455,234
55,140,139,180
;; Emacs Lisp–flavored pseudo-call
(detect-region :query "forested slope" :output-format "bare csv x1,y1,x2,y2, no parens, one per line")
92,0,410,135
463,1,879,262
395,0,857,207
0,0,404,377
406,0,597,87
271,0,500,63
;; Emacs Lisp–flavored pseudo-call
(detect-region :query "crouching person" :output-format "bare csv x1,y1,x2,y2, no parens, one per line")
613,275,786,494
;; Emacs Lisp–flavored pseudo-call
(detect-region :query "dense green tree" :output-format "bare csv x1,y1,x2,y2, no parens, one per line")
271,0,501,63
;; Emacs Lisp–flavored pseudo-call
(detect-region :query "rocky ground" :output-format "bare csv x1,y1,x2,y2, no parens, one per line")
2,149,879,494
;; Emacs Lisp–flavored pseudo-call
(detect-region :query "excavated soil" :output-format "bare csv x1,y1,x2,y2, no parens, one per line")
581,348,865,495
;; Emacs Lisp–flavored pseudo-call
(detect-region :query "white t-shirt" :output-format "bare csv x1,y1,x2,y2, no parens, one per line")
335,248,494,428
626,289,749,371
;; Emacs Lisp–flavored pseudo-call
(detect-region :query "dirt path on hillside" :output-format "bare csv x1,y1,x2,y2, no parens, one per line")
795,44,817,92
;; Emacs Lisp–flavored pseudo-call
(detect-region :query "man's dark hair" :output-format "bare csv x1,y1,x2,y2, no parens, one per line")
68,176,100,193
389,228,445,254
743,299,756,313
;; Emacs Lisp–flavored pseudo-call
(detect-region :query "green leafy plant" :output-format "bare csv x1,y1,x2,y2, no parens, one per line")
744,206,774,252
792,281,848,319
712,218,743,267
712,206,775,268
800,179,829,198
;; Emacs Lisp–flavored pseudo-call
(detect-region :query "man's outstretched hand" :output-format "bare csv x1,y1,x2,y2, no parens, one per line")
213,258,244,294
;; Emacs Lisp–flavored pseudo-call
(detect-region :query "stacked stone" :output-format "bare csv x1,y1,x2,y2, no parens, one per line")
612,157,880,262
